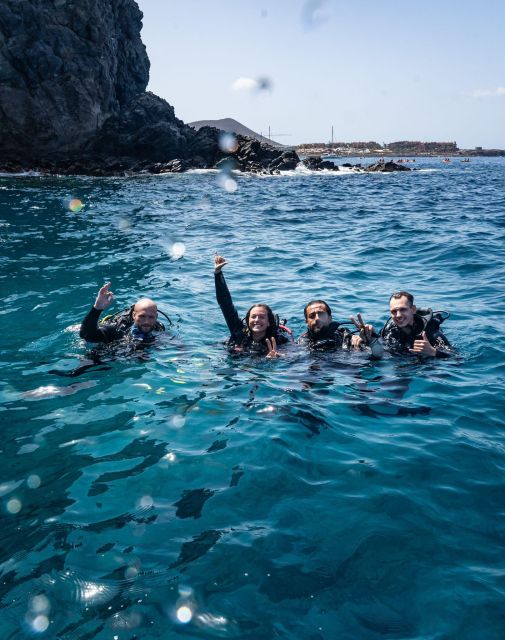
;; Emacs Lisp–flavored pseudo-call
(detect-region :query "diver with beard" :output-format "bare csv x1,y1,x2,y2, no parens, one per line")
214,255,291,357
299,300,383,358
79,282,168,343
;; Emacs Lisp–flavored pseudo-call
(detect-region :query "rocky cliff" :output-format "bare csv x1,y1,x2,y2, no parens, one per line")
0,0,149,161
0,0,295,174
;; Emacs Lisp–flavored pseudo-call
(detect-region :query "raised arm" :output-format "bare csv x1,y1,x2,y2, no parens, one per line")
79,282,115,342
214,255,243,337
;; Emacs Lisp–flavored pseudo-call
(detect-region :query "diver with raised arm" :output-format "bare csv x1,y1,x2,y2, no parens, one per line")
80,282,168,343
214,255,291,357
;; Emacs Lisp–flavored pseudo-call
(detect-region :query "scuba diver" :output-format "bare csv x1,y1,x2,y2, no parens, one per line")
79,282,168,343
214,255,291,357
50,284,170,378
300,301,383,358
354,291,452,358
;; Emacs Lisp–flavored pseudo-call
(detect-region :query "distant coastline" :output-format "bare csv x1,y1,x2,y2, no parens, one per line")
296,141,505,157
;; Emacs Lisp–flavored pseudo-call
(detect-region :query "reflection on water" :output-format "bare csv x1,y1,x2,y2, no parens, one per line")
1,159,505,638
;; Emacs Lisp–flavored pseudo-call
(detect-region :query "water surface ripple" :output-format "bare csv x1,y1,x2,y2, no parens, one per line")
1,157,504,639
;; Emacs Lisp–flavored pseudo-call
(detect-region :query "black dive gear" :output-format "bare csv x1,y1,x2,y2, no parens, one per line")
298,321,353,351
380,308,452,358
80,305,168,344
214,271,290,355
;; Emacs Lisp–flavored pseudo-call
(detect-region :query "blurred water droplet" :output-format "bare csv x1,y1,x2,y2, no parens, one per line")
302,0,329,29
231,76,272,93
218,177,237,193
117,217,131,231
232,77,258,91
30,595,50,614
219,133,239,153
171,415,186,429
6,498,22,514
256,76,272,91
176,605,193,623
68,198,84,212
170,242,186,260
139,495,154,509
178,585,194,597
124,565,139,579
32,615,49,632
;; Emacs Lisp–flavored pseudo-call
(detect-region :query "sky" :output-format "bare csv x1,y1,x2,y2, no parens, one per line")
136,0,505,148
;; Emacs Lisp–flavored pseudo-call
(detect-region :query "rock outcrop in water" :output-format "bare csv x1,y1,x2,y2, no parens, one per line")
0,0,293,175
366,160,411,172
302,156,340,171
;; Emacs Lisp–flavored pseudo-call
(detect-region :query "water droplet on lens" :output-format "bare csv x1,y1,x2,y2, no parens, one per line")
6,498,22,514
27,474,41,489
139,495,153,509
170,242,186,260
117,217,131,231
231,77,258,91
124,565,138,579
219,133,238,153
32,615,49,632
224,178,237,193
68,198,84,212
176,605,193,623
171,415,186,429
256,76,272,92
30,595,50,614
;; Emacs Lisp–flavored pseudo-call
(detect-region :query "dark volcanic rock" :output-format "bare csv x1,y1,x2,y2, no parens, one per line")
86,92,193,162
0,0,149,161
302,156,339,171
366,160,411,172
268,150,300,171
235,138,280,168
232,139,300,174
0,0,298,175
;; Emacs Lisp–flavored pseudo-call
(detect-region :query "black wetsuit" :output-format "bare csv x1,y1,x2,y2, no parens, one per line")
214,272,289,355
79,307,164,344
380,309,452,358
298,321,353,351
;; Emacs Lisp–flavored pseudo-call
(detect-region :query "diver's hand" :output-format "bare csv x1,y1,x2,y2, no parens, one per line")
94,282,114,310
409,331,437,357
214,254,228,274
266,337,280,358
350,313,374,348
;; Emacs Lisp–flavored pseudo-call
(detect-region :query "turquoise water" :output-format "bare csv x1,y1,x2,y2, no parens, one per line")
1,158,504,639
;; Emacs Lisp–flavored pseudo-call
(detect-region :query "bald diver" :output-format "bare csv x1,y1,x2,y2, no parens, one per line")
50,283,171,378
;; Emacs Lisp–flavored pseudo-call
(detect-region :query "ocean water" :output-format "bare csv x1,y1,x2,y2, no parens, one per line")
1,157,504,639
